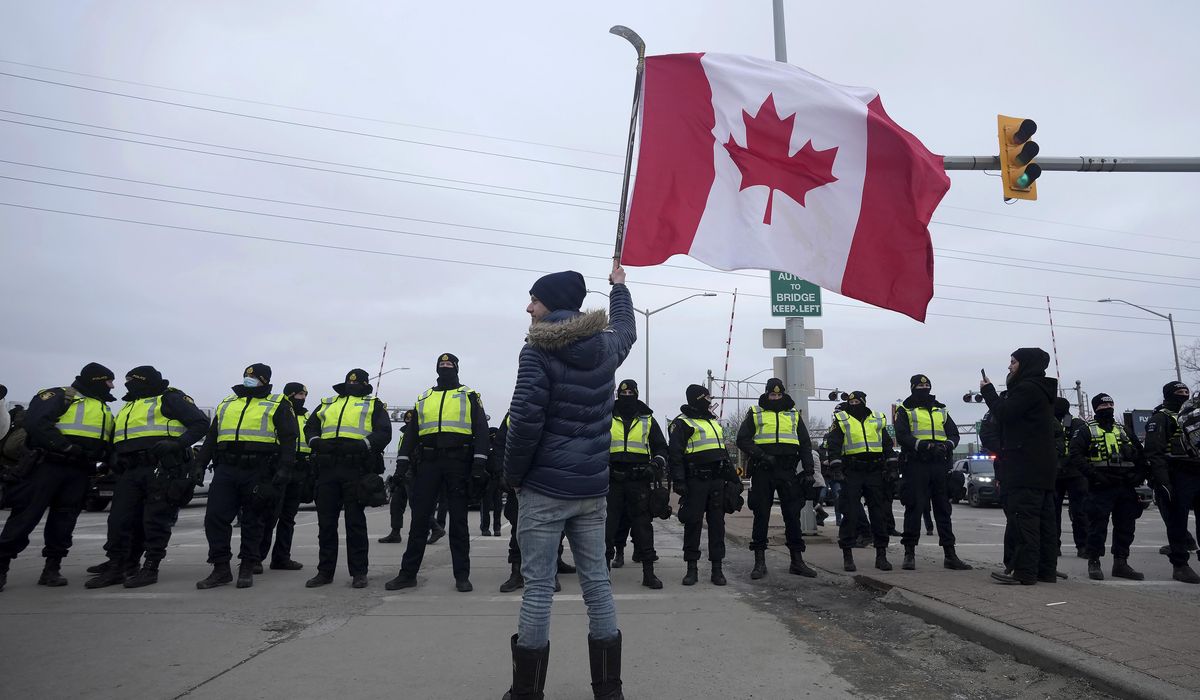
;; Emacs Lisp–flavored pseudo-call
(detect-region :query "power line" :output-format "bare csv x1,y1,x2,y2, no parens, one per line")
930,220,1198,262
0,57,624,159
936,282,1200,313
4,201,1196,340
938,246,1195,282
0,70,624,175
0,115,617,212
936,253,1200,290
8,172,1200,298
940,204,1197,244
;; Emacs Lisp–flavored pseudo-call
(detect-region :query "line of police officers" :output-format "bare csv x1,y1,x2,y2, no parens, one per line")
3,362,1199,592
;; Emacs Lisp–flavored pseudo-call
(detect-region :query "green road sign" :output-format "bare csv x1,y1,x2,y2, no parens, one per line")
770,271,822,317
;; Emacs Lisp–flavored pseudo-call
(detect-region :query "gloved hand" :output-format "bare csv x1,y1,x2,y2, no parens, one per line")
798,471,816,489
672,482,688,497
151,440,178,460
62,443,84,459
651,455,667,473
917,441,932,454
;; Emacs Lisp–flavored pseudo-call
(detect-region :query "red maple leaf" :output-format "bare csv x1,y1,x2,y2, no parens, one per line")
724,94,839,225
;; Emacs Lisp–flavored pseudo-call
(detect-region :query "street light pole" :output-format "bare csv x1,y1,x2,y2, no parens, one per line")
1098,298,1182,381
588,291,716,407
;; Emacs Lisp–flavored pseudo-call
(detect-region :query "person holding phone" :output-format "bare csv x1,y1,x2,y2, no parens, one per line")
979,349,1059,585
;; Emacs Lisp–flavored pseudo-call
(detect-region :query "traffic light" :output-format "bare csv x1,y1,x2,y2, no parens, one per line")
997,115,1041,200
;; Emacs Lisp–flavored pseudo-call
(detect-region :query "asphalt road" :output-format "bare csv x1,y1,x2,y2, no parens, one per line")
0,497,1134,699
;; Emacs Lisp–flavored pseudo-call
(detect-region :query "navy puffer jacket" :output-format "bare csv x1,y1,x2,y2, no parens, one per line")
503,284,636,499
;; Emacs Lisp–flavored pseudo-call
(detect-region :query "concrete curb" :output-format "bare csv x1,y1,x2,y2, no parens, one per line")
866,578,1197,700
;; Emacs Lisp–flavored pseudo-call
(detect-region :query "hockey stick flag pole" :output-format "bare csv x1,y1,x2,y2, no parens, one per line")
609,25,646,266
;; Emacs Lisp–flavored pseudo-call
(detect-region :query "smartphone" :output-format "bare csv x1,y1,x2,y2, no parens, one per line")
980,368,988,381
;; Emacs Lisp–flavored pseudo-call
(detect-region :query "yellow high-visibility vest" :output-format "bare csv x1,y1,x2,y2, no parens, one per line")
215,393,286,444
1086,421,1134,465
314,394,378,440
295,412,312,454
679,417,724,456
751,407,801,446
900,405,948,442
416,386,477,437
113,394,185,444
51,388,114,443
833,410,887,455
611,415,651,455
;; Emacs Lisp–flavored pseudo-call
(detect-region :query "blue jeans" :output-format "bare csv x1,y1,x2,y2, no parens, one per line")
515,488,618,650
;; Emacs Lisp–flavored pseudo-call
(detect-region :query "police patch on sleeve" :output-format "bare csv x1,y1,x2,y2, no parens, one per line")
39,390,55,401
1146,421,1159,433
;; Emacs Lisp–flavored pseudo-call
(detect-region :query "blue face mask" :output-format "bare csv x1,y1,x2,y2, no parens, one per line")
243,376,261,388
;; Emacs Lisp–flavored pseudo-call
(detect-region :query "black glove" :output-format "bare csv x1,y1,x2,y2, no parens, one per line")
151,440,178,460
651,455,667,474
798,471,816,489
917,441,933,454
672,482,688,496
62,443,84,459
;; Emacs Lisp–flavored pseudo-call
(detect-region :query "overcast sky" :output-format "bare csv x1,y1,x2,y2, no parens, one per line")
2,1,1197,440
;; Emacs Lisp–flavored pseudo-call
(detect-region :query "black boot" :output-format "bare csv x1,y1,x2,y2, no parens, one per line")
842,548,856,572
874,547,892,571
426,525,445,545
1173,564,1200,584
556,557,576,575
124,559,160,588
503,634,549,700
943,546,973,570
0,557,9,592
196,562,233,589
611,548,624,569
305,571,334,588
38,557,68,587
378,530,403,544
1111,557,1144,581
86,559,112,574
85,559,128,588
500,562,524,593
384,571,417,591
236,561,255,588
630,550,642,564
252,562,264,575
750,550,767,580
270,559,304,571
682,561,698,586
456,577,473,592
902,546,916,570
1087,558,1104,581
588,631,624,700
789,552,817,578
641,561,662,590
710,562,727,586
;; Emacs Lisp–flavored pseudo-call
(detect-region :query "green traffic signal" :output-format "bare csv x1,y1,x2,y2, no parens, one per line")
1015,163,1042,189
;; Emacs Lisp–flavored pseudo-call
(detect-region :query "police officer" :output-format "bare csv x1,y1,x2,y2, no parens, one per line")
380,409,416,544
670,384,739,587
304,369,392,589
894,374,972,572
84,366,208,588
481,426,504,536
1145,381,1200,584
1053,397,1090,558
735,377,818,579
257,382,312,573
194,364,297,590
608,379,668,588
1072,393,1145,581
386,353,489,592
0,363,115,591
827,391,897,572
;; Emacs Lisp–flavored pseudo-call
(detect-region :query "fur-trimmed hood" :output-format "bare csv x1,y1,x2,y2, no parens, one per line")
526,308,610,369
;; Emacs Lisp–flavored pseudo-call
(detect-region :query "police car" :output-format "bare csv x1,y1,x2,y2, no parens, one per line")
951,455,1000,507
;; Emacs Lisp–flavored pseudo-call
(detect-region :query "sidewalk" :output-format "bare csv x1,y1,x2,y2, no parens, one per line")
724,508,1200,700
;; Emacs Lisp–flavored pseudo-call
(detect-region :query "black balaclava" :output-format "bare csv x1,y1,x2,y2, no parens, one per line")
334,369,372,397
1163,381,1190,412
761,377,788,410
1092,393,1115,427
909,373,932,404
1053,397,1071,420
684,384,715,417
1007,347,1050,388
845,390,870,420
436,353,461,390
615,379,640,417
73,362,116,402
283,382,308,413
123,365,168,401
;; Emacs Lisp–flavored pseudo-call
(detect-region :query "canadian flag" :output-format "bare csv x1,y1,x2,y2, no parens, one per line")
621,53,950,321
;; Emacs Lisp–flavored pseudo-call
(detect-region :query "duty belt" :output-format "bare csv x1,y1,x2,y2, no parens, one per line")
421,445,471,460
687,460,728,480
611,464,653,482
216,451,276,469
